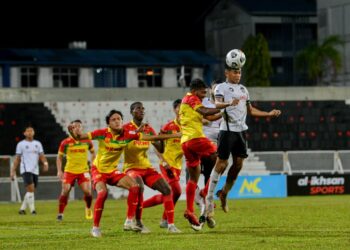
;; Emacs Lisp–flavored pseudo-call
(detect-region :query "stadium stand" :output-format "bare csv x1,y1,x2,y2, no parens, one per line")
246,101,350,151
0,103,67,155
1,100,350,201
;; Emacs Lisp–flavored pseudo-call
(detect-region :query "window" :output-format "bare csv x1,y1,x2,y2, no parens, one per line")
177,66,192,87
138,68,162,87
53,67,79,87
20,67,38,87
94,67,126,87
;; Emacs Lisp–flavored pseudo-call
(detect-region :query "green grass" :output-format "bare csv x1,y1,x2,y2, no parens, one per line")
1,196,350,249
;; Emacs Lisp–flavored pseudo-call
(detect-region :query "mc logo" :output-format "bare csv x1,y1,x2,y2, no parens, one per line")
239,177,262,194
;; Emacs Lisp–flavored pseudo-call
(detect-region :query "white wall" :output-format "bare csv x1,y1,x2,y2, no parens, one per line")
79,68,94,88
192,67,203,80
162,68,178,87
126,68,138,88
10,67,20,87
38,67,53,87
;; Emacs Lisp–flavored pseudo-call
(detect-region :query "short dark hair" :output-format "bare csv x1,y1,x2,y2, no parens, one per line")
105,110,123,124
225,64,242,71
70,119,82,124
173,99,182,109
189,78,207,91
23,125,34,132
130,101,143,113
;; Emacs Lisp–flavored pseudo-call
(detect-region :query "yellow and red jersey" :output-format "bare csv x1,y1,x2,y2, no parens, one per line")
179,93,206,144
161,119,183,170
58,137,94,174
88,127,141,173
123,121,156,171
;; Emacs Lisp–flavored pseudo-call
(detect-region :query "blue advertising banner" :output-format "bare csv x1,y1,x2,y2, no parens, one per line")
215,175,287,199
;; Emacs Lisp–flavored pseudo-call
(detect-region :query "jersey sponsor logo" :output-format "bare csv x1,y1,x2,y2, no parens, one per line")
133,141,149,146
239,178,262,194
105,146,123,152
69,148,87,153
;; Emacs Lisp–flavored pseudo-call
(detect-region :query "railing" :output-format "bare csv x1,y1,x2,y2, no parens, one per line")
1,150,349,202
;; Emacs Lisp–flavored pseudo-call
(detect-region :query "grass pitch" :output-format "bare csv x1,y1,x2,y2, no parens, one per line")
0,195,349,249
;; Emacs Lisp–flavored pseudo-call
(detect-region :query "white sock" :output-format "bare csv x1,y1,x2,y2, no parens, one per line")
167,223,174,228
125,218,133,224
206,169,220,203
20,192,29,210
27,192,35,212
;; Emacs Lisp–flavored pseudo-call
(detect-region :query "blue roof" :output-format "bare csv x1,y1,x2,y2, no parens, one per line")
234,0,316,16
0,49,218,66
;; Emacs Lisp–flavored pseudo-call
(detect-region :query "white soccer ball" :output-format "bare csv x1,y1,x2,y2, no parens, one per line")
225,49,246,69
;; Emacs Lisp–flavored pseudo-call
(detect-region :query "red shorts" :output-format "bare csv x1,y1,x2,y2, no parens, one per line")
63,172,91,186
91,166,126,188
159,165,181,184
125,168,163,188
182,137,217,168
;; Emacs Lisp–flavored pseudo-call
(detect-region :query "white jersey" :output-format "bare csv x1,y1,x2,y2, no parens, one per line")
202,97,222,143
214,82,250,132
15,140,44,175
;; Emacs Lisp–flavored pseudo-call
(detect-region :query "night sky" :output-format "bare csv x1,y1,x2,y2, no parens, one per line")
1,0,219,50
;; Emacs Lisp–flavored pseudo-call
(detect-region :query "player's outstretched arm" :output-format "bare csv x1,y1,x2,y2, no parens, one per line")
142,133,181,141
204,112,222,122
248,104,282,118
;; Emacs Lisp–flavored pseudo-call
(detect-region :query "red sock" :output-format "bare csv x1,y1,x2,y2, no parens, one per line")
186,180,197,213
143,194,163,208
200,178,210,198
84,194,92,208
163,194,174,224
58,195,68,214
135,189,143,220
170,181,182,204
161,181,181,221
93,190,107,227
162,210,167,220
127,186,139,220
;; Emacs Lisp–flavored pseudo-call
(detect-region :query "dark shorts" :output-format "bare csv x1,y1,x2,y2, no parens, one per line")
21,172,38,187
217,130,248,160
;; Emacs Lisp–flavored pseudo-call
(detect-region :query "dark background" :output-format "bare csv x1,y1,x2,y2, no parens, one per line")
0,0,219,50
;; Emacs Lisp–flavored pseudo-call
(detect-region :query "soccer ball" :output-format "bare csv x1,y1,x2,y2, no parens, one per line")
225,49,246,69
